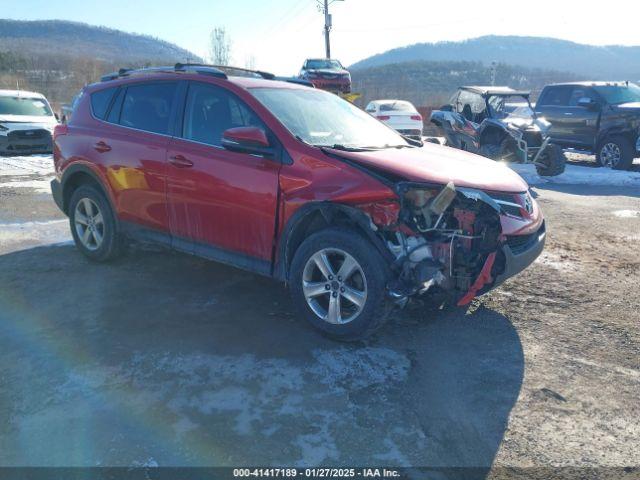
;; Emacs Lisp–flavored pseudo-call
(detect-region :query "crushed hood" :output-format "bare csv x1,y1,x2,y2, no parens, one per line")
327,143,530,193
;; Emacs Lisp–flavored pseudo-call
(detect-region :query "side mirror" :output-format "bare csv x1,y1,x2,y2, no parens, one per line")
440,104,453,112
577,97,599,111
221,127,274,157
54,113,60,121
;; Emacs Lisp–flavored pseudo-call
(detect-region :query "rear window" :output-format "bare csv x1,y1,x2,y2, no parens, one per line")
90,87,117,120
119,82,177,135
379,101,416,112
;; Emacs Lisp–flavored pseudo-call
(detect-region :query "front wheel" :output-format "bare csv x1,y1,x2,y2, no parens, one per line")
535,143,566,176
597,136,635,170
289,227,391,341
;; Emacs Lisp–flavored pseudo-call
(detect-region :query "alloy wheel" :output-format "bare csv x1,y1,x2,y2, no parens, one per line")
74,198,105,251
302,248,367,324
600,143,621,168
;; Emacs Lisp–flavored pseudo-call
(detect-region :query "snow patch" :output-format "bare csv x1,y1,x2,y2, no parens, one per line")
535,251,578,272
613,210,640,218
0,155,54,177
0,219,71,249
0,176,54,194
510,163,640,187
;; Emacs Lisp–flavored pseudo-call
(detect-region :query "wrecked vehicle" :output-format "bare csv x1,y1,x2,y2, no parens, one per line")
0,89,57,155
430,86,566,176
51,64,545,340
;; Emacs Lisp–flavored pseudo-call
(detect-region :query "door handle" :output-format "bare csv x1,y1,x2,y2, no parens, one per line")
94,141,111,153
169,154,194,168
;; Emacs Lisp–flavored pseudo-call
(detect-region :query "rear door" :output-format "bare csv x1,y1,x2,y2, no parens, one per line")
90,81,179,235
166,81,281,273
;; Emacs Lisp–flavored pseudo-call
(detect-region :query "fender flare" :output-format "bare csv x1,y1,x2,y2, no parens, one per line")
60,163,115,214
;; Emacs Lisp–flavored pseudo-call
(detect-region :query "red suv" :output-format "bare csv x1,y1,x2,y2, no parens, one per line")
51,64,545,340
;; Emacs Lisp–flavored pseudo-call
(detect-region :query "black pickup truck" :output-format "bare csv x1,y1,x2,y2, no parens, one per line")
535,82,640,170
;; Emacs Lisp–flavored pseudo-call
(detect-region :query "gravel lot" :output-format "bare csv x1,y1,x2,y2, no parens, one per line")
0,155,638,476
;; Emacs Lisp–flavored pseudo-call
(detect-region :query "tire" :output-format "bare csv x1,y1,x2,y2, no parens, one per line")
480,137,519,162
289,227,392,341
479,143,501,160
68,185,123,262
597,136,635,170
535,143,566,177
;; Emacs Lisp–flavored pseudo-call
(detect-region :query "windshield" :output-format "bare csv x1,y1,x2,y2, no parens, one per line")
305,59,342,70
593,84,640,105
0,96,53,117
250,87,409,149
488,95,533,120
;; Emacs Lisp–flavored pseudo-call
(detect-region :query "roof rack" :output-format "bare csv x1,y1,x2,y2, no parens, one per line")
99,63,314,88
100,63,228,82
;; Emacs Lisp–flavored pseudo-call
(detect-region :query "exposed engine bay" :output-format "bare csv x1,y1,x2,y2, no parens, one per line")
370,182,505,306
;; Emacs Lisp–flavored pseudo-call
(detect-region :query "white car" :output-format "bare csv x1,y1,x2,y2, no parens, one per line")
365,100,423,140
0,90,57,155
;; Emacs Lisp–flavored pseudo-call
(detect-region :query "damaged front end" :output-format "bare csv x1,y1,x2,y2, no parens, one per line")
368,182,508,307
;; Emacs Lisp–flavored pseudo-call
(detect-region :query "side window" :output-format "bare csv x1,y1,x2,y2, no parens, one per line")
568,87,595,107
183,82,265,147
106,88,125,124
90,87,117,120
538,87,572,107
365,103,376,113
456,91,486,120
119,82,177,135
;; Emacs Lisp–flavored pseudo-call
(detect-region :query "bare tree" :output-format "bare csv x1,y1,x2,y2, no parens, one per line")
244,54,256,70
209,27,232,65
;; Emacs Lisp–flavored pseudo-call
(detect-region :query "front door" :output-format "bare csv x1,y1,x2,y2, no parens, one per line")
166,81,281,274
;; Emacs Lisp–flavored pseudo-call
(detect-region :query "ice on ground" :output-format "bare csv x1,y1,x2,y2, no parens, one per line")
613,210,640,218
510,163,640,187
0,155,54,177
0,176,54,194
535,251,579,272
0,219,71,251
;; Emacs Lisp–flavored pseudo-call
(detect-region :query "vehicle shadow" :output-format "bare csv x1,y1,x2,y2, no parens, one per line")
0,245,523,476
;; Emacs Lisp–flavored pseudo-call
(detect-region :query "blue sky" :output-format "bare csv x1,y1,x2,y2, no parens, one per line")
5,0,639,75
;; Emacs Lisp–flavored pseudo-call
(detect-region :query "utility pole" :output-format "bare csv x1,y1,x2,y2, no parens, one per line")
317,0,343,59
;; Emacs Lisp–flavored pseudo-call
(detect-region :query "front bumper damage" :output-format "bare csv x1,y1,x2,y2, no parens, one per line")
363,181,544,307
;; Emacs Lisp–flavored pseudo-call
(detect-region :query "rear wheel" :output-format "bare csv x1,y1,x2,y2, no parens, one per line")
535,143,566,176
289,227,391,340
597,136,635,170
69,185,123,262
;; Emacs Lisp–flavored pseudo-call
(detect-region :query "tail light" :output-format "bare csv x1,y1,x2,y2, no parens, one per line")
53,124,68,141
411,114,423,121
376,115,390,120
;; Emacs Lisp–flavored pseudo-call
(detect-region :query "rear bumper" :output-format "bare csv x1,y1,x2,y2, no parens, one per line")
494,222,546,287
51,178,64,213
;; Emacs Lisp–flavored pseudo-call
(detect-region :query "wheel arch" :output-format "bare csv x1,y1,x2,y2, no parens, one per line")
479,123,508,146
61,164,113,215
273,201,394,282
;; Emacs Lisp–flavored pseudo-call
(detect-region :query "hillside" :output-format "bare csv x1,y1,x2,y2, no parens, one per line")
350,36,640,81
0,19,201,107
351,60,579,109
0,19,200,64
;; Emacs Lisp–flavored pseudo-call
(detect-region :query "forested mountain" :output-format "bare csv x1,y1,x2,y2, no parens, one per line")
351,60,579,108
0,19,201,107
350,36,640,81
0,19,199,63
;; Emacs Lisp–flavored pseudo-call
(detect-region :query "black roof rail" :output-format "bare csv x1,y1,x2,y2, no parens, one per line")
206,65,276,80
275,76,315,87
101,64,228,82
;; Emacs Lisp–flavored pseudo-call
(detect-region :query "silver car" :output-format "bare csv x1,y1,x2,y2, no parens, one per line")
0,90,57,155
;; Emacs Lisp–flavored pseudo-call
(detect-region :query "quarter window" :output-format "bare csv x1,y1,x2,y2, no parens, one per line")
119,83,177,135
183,82,265,147
90,87,117,120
